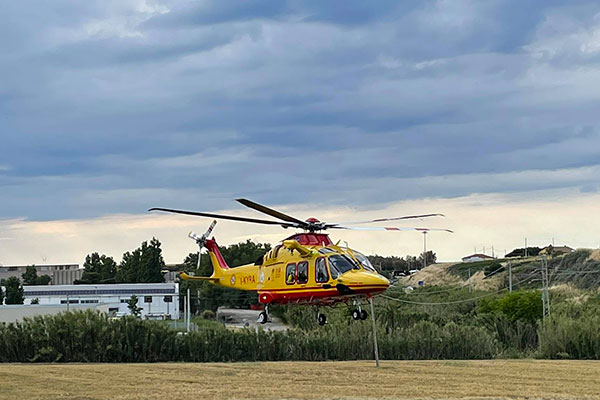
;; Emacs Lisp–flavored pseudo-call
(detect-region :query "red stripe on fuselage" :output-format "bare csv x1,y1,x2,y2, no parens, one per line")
258,286,388,304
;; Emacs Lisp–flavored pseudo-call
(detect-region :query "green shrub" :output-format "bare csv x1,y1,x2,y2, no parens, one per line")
484,262,504,277
478,291,542,323
538,314,600,359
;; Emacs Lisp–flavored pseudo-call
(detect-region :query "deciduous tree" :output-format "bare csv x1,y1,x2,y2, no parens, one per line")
4,277,24,304
77,253,117,284
117,238,165,283
127,295,142,317
21,266,52,285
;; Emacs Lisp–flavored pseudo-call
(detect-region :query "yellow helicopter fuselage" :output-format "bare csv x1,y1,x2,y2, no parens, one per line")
181,232,390,306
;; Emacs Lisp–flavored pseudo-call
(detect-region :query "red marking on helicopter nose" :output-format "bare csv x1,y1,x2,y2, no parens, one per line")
305,217,320,223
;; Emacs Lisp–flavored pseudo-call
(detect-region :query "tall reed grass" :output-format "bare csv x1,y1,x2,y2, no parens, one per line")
0,310,497,362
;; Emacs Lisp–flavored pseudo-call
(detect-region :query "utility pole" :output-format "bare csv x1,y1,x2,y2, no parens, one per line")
422,231,428,270
508,262,512,293
492,246,495,258
541,256,550,321
525,238,528,258
468,268,472,293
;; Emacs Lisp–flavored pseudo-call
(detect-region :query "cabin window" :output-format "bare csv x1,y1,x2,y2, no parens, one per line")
353,251,376,272
315,257,328,283
328,255,358,279
297,261,308,284
286,263,296,285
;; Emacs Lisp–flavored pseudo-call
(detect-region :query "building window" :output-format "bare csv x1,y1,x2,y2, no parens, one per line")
163,296,173,303
81,299,99,304
60,299,79,304
297,261,308,284
286,263,296,285
144,296,152,303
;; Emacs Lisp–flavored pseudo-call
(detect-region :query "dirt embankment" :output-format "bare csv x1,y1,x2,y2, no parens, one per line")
398,262,462,287
398,262,506,290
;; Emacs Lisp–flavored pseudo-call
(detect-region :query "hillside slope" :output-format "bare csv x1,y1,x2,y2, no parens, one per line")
397,249,600,291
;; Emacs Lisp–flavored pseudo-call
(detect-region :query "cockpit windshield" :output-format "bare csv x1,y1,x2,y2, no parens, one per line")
353,251,376,272
328,254,360,278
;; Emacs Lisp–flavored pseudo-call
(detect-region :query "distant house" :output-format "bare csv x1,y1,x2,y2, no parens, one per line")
539,245,574,256
461,253,494,263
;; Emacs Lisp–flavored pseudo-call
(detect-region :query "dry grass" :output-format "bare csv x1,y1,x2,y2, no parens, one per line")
401,263,463,287
1,360,600,400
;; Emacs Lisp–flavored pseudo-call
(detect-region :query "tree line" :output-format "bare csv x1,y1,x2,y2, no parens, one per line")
76,237,165,284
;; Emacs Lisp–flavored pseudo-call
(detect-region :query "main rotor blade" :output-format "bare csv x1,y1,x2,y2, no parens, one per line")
341,213,445,225
330,226,454,233
148,207,297,228
236,198,307,226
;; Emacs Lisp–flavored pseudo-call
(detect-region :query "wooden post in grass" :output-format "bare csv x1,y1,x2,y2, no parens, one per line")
369,297,379,368
187,288,191,332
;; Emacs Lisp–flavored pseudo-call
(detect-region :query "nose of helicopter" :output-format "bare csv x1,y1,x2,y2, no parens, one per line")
373,273,390,292
338,270,390,294
377,274,391,288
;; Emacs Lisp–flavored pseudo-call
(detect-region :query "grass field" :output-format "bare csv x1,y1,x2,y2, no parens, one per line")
1,360,600,400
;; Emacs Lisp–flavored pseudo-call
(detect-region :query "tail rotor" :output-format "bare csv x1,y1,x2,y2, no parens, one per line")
188,220,217,270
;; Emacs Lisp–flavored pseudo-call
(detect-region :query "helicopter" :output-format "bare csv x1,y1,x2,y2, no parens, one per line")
149,199,452,325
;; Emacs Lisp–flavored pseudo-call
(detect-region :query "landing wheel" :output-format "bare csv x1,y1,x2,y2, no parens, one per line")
257,311,268,325
360,309,368,320
352,309,361,320
317,313,327,326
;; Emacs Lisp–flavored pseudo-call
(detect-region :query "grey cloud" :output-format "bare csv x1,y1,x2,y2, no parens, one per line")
2,1,600,220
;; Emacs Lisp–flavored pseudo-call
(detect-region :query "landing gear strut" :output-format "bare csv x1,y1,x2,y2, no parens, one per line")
314,307,327,326
317,312,327,326
257,305,270,324
351,301,368,321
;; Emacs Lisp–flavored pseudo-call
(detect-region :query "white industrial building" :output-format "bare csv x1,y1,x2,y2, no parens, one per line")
23,283,179,319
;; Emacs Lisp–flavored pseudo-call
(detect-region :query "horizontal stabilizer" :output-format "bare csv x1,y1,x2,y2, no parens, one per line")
179,272,219,282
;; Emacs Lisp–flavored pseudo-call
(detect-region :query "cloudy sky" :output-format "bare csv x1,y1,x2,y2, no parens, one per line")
1,0,600,265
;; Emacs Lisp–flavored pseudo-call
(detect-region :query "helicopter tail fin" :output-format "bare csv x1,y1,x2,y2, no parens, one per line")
179,237,229,284
204,238,230,280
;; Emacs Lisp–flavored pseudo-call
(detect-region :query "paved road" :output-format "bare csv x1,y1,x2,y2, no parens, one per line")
216,307,289,331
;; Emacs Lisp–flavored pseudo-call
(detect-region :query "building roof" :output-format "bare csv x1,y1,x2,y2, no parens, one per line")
23,282,178,296
462,253,494,260
539,245,574,254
